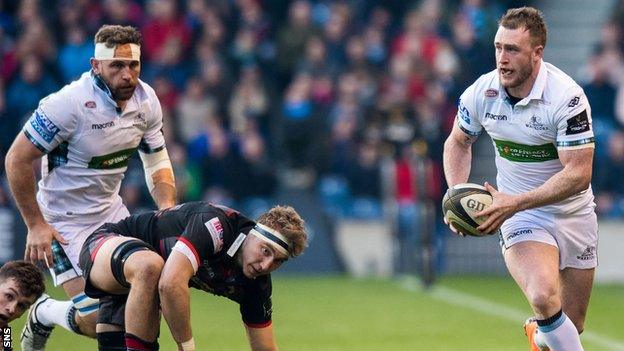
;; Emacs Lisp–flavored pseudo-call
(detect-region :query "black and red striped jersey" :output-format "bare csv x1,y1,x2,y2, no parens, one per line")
100,201,273,327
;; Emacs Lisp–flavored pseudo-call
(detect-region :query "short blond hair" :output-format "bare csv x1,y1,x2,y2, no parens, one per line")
257,205,308,257
498,7,547,48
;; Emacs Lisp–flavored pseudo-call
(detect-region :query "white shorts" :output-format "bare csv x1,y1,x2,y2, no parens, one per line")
47,205,130,286
499,208,598,270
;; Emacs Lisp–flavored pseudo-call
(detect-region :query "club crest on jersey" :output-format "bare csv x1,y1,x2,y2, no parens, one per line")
84,101,97,108
576,245,595,261
133,113,147,129
525,115,549,131
484,89,498,98
205,217,224,253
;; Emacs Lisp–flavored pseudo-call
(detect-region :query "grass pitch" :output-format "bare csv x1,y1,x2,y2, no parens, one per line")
9,275,624,350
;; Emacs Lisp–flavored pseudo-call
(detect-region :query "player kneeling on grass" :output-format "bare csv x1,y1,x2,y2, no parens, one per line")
78,201,307,351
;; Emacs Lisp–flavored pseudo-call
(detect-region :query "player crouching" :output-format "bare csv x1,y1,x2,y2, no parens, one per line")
78,201,307,351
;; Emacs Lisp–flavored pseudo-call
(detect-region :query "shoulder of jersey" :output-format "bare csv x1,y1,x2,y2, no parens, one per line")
137,79,157,101
39,74,91,113
464,69,499,99
542,62,582,101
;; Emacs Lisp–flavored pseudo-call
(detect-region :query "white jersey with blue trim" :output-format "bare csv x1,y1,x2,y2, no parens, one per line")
22,71,165,220
457,61,595,215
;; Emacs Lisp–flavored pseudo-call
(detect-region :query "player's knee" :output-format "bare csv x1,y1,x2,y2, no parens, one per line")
526,287,559,314
75,313,98,338
129,255,164,286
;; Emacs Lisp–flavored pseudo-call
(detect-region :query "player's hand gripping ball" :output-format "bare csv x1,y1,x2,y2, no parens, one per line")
442,183,494,237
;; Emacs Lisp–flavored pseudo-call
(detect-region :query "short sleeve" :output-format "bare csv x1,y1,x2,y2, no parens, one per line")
172,213,225,272
554,87,595,150
22,93,77,153
240,275,273,328
138,87,166,154
456,83,483,137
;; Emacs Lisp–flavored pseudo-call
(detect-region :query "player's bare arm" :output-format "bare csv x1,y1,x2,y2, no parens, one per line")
476,147,594,234
5,133,68,266
139,149,177,209
158,250,195,350
245,325,278,351
443,121,478,187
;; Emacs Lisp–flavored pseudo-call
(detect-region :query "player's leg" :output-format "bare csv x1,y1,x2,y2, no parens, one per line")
61,276,97,336
96,296,127,351
122,250,164,350
89,236,163,350
560,267,594,334
505,241,583,351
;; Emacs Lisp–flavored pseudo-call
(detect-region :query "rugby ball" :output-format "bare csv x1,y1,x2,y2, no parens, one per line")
442,183,493,237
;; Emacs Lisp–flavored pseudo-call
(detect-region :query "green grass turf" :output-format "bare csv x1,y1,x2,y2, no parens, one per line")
7,275,623,350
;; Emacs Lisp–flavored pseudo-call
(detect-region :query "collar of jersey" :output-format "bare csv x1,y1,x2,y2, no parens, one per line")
497,59,547,107
89,70,122,110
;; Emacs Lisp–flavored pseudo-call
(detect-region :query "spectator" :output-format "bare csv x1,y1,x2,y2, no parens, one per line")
228,64,269,135
176,77,217,143
6,55,58,126
57,26,94,82
276,0,320,83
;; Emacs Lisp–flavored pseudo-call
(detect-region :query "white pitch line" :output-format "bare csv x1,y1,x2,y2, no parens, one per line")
398,277,624,351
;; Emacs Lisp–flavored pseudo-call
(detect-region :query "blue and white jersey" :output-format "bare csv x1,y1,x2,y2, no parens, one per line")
23,71,165,220
457,61,595,215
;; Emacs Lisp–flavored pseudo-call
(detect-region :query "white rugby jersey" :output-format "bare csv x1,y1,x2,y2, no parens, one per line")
23,71,165,220
457,61,595,214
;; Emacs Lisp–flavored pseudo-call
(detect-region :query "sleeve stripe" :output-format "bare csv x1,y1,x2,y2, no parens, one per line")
244,320,272,329
139,137,165,154
172,238,200,272
557,137,595,148
458,122,482,137
23,130,48,153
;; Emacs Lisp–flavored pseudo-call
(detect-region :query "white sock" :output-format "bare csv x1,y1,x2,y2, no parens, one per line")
35,298,74,332
537,311,583,351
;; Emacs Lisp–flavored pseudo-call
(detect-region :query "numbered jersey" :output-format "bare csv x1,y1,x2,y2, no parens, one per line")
457,61,595,214
23,71,165,220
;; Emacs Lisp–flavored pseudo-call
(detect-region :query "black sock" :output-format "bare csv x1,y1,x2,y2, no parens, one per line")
536,309,563,327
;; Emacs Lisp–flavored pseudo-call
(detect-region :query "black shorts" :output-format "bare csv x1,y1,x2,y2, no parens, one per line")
78,229,125,299
78,229,154,327
98,294,128,327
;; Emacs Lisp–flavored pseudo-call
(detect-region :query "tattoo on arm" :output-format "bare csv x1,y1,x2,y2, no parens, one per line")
463,135,478,145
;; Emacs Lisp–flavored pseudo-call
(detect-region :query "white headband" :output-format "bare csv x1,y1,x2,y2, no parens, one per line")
250,223,291,257
94,42,141,61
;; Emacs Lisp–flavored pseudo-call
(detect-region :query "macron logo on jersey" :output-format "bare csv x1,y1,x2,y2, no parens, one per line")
205,217,224,253
30,109,60,143
92,121,115,130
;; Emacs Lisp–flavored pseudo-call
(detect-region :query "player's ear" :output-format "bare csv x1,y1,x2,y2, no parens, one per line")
90,58,101,74
533,45,544,60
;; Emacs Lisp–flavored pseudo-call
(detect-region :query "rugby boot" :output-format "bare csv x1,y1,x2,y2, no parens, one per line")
524,317,550,351
20,293,54,351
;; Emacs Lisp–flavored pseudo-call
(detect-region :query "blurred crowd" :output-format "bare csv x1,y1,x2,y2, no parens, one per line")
586,0,624,218
0,0,621,224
